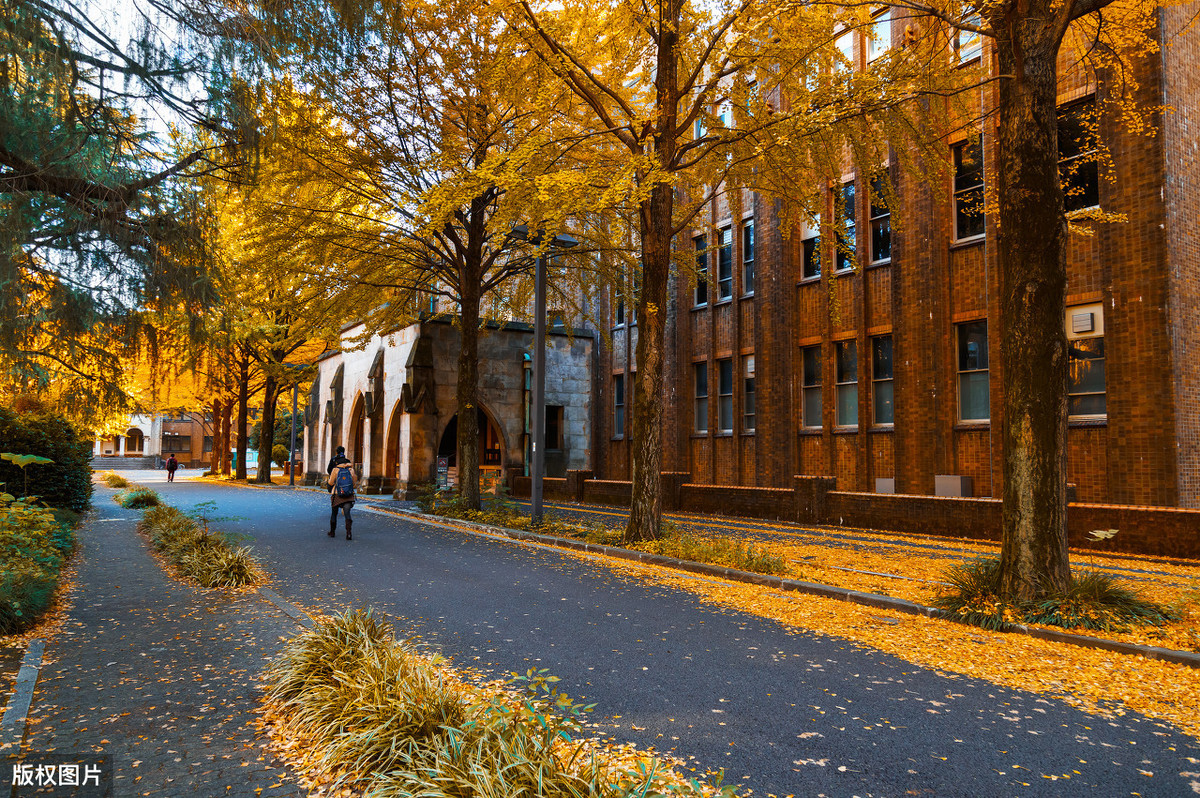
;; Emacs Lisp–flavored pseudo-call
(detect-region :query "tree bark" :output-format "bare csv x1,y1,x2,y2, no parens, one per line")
457,285,482,510
625,1,680,544
255,371,279,483
992,3,1072,600
220,399,233,477
236,354,250,481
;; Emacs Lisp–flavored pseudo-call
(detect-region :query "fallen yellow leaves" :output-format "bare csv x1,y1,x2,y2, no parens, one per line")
565,548,1200,741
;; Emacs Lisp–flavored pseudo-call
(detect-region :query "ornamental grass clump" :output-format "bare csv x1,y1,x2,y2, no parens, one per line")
631,523,789,577
138,504,261,588
101,471,129,488
264,609,733,798
114,485,161,508
0,495,76,634
933,557,1178,633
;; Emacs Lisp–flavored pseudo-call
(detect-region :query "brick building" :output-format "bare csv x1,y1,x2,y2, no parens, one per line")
594,12,1200,508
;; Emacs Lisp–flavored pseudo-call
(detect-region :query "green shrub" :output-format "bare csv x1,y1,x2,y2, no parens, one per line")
139,502,260,588
933,557,1178,632
264,609,728,798
115,486,161,508
0,496,76,634
101,471,129,488
0,406,93,512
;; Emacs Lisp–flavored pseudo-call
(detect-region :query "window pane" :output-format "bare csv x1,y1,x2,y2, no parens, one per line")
873,380,894,425
836,340,857,384
869,11,890,60
957,322,988,370
695,398,708,432
1069,393,1106,416
803,235,821,278
803,387,822,427
744,376,756,430
695,362,708,396
959,372,990,421
872,336,893,379
837,384,858,426
718,228,733,299
694,236,708,305
803,346,821,386
954,136,985,239
742,221,755,294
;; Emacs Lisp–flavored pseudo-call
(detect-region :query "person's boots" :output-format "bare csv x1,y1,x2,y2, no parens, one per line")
327,526,335,538
345,520,352,541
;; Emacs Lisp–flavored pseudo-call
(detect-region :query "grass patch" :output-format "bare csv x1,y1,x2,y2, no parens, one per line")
114,485,161,508
139,504,262,588
932,557,1179,633
416,488,786,576
263,608,734,798
100,471,129,489
0,495,77,634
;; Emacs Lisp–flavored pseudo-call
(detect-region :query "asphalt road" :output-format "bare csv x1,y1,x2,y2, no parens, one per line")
159,475,1200,797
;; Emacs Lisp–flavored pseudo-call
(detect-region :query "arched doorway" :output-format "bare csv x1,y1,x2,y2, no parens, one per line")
436,407,506,491
125,428,144,455
348,393,366,467
384,401,403,483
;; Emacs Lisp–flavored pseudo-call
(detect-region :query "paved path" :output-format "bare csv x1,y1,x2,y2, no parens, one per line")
164,478,1199,797
9,475,304,797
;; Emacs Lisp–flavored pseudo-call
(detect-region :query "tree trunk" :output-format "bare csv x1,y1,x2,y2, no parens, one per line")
209,399,222,474
255,371,278,483
457,287,482,510
993,5,1072,601
625,5,680,544
220,397,233,476
236,355,250,481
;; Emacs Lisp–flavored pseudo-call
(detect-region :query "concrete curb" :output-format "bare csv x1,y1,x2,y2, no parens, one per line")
0,639,45,751
371,505,1200,670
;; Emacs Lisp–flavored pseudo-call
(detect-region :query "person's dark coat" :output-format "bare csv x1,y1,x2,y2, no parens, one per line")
326,454,350,475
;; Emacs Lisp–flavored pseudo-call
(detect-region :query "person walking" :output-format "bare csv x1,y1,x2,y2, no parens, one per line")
326,446,358,540
166,454,178,483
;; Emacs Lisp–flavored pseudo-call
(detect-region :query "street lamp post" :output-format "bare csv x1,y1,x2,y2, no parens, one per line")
509,225,577,526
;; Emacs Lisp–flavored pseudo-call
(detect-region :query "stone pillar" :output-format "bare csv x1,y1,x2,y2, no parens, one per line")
794,475,836,524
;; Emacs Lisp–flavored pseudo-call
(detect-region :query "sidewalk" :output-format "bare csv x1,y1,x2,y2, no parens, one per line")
3,491,306,797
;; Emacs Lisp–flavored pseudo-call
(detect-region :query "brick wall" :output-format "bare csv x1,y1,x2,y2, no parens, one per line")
678,484,794,520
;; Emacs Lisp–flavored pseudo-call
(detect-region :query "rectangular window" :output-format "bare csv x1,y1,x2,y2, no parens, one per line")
717,227,733,299
953,15,982,64
802,346,822,428
546,405,564,450
835,340,858,427
1058,99,1099,212
869,10,891,61
1067,305,1106,417
614,292,625,327
694,362,709,433
872,336,894,425
802,215,821,279
957,321,990,421
694,235,708,306
835,28,855,73
953,136,985,240
743,356,756,432
717,358,734,432
836,181,856,272
869,175,891,263
741,220,755,295
162,435,190,453
613,374,625,437
203,435,214,453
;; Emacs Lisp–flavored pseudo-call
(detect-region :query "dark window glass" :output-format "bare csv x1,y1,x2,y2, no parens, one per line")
802,346,822,427
742,221,755,294
743,356,756,431
613,375,625,437
1068,336,1106,416
869,175,891,263
718,359,734,432
872,336,894,425
836,181,856,271
1058,100,1100,212
694,362,709,433
717,228,733,299
957,321,989,421
694,236,708,306
954,136,985,239
546,406,564,450
802,228,821,279
835,340,858,426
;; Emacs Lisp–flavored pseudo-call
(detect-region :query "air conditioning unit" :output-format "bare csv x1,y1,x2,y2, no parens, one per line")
935,475,973,497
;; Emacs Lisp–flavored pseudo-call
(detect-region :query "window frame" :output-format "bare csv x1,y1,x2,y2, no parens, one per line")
802,346,823,428
1058,98,1100,213
835,181,857,272
871,335,894,426
1066,304,1106,419
741,219,755,296
717,358,734,433
835,340,859,428
694,362,709,433
956,320,990,422
717,226,734,300
952,14,982,64
868,9,891,62
613,374,625,438
801,215,821,280
869,174,892,264
743,355,756,432
693,235,709,307
953,135,985,242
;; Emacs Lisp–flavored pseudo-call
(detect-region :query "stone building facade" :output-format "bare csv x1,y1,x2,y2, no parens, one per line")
594,13,1200,508
302,317,596,495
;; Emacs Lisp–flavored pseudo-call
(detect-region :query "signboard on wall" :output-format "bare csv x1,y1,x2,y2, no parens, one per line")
436,456,449,489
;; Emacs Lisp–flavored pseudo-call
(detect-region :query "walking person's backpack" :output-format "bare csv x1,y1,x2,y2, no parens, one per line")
334,466,355,497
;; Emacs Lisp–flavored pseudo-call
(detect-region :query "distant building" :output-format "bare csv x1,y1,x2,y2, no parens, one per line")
302,317,595,495
94,412,254,470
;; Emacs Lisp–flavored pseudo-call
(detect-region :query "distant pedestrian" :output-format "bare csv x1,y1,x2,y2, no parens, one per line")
326,446,358,540
166,454,178,483
327,446,350,475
